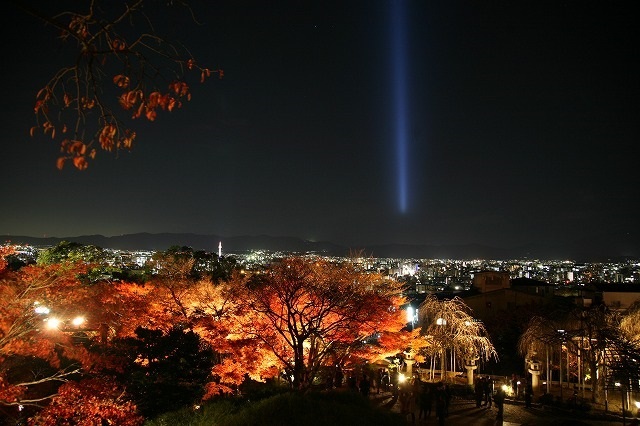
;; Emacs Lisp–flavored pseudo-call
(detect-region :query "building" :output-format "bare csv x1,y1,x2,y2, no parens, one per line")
463,271,556,320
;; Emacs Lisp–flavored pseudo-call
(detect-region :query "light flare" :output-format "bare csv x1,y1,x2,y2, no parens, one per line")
391,0,409,213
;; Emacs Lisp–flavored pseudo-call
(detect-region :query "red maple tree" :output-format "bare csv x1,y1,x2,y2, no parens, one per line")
28,377,143,426
211,257,408,390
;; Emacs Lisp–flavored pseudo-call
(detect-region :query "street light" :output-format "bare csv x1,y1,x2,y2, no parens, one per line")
436,318,447,380
557,329,566,399
616,382,628,426
45,318,61,330
34,304,50,315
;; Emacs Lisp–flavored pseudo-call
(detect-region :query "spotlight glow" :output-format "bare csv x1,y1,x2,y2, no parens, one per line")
34,305,50,315
46,318,61,330
406,306,414,322
391,0,409,213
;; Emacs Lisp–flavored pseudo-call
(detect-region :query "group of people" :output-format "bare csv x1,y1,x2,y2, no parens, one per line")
473,375,494,408
337,368,452,425
397,376,451,426
474,375,507,418
332,367,518,424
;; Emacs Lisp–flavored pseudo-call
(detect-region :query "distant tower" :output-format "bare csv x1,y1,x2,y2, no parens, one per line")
218,241,222,258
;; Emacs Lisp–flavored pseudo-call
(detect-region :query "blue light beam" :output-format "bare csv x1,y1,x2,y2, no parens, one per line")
391,1,409,214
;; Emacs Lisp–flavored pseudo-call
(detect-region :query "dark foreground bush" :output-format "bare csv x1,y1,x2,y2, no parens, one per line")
146,391,403,426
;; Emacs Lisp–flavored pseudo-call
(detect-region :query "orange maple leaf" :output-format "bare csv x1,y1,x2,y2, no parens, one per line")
73,156,88,170
113,75,130,89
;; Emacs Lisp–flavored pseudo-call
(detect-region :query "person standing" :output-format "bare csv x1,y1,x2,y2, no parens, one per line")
484,376,493,408
418,382,433,419
475,376,484,408
335,367,343,388
359,374,371,397
524,379,533,408
494,386,505,420
390,369,400,396
435,382,447,426
399,387,416,425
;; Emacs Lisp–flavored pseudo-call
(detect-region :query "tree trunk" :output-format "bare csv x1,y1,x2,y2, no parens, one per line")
293,342,307,390
589,358,600,403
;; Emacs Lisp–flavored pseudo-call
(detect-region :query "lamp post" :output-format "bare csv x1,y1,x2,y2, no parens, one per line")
557,329,565,400
615,382,626,426
527,350,541,393
465,354,479,386
437,317,447,381
403,350,416,378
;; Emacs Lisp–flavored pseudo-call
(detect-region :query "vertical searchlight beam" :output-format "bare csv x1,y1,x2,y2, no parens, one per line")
391,1,409,214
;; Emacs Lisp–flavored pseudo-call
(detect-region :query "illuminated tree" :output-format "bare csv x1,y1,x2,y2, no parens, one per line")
14,0,222,169
603,303,640,393
27,377,143,426
220,257,407,391
416,296,496,380
0,264,93,414
0,246,15,272
518,304,640,403
619,301,640,346
36,241,105,265
151,246,239,282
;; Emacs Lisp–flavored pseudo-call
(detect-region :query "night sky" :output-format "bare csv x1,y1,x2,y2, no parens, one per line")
1,1,638,255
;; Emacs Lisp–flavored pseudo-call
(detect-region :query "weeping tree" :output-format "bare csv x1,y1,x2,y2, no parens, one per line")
611,301,640,393
417,296,497,381
518,314,564,395
619,301,640,348
519,304,634,403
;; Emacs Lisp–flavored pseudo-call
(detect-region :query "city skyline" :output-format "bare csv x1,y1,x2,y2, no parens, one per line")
2,231,638,261
1,1,638,255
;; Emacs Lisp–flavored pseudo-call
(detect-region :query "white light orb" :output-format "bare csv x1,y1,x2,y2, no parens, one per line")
46,318,61,330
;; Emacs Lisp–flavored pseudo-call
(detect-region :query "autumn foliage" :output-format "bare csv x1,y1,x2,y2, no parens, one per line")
214,258,407,390
0,247,409,422
23,0,223,170
28,378,143,426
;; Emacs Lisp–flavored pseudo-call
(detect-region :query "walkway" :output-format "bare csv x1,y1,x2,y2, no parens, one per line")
370,385,635,425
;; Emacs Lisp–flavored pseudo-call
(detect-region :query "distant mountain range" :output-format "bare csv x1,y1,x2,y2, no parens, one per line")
1,232,638,261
